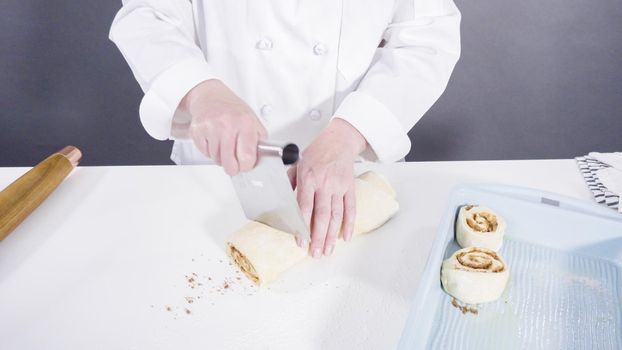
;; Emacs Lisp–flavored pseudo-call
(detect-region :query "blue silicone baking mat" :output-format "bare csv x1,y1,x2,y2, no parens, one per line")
399,184,622,350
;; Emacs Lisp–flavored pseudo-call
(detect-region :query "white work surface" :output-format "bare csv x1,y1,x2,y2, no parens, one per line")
0,160,593,349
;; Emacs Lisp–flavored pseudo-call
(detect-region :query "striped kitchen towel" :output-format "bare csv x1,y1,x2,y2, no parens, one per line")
575,155,620,211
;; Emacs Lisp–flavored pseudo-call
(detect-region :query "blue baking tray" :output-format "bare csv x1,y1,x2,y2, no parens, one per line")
398,184,622,349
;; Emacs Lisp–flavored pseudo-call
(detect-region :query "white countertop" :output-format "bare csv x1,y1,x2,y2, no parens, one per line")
0,160,592,349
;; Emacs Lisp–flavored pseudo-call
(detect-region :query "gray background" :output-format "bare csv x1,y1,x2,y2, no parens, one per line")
1,0,620,166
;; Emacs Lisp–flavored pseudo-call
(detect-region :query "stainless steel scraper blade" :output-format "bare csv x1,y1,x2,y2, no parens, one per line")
231,142,310,241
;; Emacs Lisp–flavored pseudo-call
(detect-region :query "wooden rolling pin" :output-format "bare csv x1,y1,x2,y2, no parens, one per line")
0,146,81,241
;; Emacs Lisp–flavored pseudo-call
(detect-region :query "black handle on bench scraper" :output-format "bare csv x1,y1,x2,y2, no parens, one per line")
257,142,300,165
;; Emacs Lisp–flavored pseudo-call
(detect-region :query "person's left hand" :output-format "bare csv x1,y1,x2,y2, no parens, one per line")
288,118,367,258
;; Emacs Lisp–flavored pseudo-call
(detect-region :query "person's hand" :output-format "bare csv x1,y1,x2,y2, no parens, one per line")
180,79,267,175
288,118,367,258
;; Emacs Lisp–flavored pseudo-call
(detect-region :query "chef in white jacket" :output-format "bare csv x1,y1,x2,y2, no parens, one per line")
110,0,461,258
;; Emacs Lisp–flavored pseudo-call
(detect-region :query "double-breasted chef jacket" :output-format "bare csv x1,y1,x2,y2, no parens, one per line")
110,0,461,165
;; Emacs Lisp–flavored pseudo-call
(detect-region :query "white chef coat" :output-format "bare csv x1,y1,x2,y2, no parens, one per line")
109,0,461,165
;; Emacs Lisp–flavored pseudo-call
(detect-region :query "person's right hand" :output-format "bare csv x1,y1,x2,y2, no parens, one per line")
180,79,267,175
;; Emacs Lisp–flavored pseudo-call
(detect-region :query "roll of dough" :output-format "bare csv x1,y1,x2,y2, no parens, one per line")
441,247,510,304
456,205,506,251
226,172,399,285
357,171,396,198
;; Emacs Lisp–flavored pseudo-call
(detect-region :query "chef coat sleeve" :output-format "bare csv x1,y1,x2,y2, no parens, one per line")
109,0,216,140
334,0,461,162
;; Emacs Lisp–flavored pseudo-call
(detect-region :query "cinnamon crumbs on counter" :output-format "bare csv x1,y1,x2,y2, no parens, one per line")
161,255,257,318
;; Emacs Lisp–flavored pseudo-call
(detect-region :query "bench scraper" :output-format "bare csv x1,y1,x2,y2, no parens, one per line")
231,141,310,241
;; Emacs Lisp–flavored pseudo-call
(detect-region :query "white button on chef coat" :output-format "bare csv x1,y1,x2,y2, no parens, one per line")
256,39,273,51
313,43,328,56
260,104,273,119
309,109,322,121
110,0,461,165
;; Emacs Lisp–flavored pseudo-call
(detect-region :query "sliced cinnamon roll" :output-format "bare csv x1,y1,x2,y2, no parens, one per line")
441,247,510,304
456,205,506,251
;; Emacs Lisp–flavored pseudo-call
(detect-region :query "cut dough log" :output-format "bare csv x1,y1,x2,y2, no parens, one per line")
456,205,506,251
441,247,510,304
226,172,399,286
227,221,307,285
357,171,396,198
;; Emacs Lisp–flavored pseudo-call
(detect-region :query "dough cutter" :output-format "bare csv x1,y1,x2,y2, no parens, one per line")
231,141,310,241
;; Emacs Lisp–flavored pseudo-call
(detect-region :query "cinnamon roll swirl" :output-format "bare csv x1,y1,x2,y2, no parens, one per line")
441,247,510,304
456,205,506,251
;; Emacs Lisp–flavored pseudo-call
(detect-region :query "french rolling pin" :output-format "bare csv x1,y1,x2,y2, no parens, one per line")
0,146,81,241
